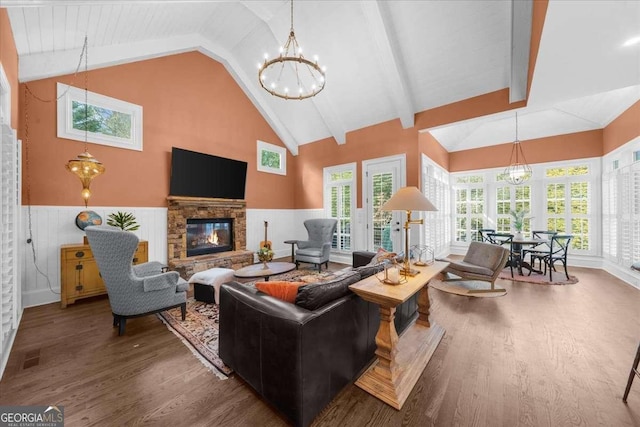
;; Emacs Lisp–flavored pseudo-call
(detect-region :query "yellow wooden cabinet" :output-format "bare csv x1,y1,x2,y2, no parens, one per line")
60,240,148,308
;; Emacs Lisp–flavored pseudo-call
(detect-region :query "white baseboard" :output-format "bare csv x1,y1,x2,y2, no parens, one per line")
602,260,640,290
22,289,60,308
330,252,352,266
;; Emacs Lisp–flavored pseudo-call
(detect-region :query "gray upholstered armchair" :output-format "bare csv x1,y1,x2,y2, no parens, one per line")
442,241,509,293
85,225,188,335
295,219,337,272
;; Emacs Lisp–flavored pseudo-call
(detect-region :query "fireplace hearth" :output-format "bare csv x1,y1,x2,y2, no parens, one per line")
187,218,233,257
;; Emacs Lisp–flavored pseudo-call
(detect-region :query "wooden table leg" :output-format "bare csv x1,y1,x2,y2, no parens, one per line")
373,306,399,383
416,285,431,327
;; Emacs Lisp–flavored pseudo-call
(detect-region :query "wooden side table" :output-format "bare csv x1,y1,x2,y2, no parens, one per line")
349,261,448,409
284,240,298,262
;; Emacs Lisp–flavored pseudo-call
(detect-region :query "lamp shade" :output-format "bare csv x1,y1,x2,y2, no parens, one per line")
381,186,437,212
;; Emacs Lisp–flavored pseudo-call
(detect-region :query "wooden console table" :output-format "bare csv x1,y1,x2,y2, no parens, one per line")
60,240,148,308
349,261,448,409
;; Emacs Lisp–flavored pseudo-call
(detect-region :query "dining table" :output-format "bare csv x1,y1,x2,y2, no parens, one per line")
510,237,547,275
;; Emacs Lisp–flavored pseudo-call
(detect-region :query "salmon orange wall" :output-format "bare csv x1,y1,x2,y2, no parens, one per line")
448,129,603,172
0,8,19,130
418,132,449,171
295,119,420,209
603,101,640,154
19,52,295,208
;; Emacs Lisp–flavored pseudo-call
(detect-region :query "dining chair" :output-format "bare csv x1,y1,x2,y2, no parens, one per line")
529,234,573,281
485,232,517,277
523,230,557,272
478,228,496,243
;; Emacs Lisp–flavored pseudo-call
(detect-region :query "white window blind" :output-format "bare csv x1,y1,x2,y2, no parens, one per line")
1,123,19,357
323,163,356,252
422,157,450,257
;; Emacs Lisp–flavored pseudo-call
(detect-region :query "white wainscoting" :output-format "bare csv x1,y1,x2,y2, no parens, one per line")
20,206,323,308
20,206,168,308
19,205,640,308
247,209,325,262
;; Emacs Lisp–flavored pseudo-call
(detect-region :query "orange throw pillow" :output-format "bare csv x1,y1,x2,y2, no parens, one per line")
255,281,305,303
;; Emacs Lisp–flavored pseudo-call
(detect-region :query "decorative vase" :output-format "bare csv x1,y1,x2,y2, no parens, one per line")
257,251,273,267
514,231,524,240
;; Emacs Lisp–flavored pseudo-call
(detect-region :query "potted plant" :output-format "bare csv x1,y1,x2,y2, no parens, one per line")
107,211,140,231
509,208,529,239
257,246,274,266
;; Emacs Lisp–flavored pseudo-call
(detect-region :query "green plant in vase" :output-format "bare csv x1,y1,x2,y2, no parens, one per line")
509,208,530,238
257,246,274,264
107,211,140,231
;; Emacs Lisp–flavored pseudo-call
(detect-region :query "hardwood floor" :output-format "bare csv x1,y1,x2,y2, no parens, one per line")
1,263,640,426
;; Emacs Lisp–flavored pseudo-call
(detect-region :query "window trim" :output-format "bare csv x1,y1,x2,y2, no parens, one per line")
257,140,287,175
450,157,600,255
323,162,356,253
56,83,143,151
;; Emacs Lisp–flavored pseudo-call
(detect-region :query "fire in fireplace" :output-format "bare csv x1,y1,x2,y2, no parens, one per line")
186,218,234,257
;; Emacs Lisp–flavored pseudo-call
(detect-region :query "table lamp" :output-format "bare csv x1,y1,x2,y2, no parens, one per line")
381,186,437,277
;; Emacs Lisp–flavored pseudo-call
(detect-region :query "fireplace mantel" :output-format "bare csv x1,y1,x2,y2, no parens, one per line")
167,196,252,278
167,196,246,209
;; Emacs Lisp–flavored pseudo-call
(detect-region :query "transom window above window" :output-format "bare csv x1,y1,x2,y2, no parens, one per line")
545,165,589,177
456,175,483,184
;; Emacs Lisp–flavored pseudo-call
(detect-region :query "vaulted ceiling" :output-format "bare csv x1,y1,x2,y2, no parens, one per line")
4,0,640,155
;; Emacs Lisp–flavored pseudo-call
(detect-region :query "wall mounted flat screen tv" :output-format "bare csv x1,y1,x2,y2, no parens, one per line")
169,147,247,200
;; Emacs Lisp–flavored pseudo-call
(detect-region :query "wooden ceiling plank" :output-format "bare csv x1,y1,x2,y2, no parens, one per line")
51,6,66,52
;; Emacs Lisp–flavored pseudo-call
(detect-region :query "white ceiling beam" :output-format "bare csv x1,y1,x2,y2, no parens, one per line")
509,0,533,103
360,0,414,129
196,37,299,155
310,93,346,145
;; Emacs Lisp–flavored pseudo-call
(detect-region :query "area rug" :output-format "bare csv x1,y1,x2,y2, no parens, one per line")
157,299,231,380
157,268,348,379
430,278,507,297
498,268,578,285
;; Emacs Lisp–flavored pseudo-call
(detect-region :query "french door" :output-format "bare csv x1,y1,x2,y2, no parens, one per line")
363,155,406,252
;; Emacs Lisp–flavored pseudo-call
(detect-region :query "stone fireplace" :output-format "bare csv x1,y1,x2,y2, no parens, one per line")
167,196,253,279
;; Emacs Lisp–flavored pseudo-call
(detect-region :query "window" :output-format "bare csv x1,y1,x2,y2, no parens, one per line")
544,164,591,251
495,173,532,235
450,159,598,256
634,150,640,163
324,163,355,252
453,175,484,242
257,140,287,175
57,83,143,151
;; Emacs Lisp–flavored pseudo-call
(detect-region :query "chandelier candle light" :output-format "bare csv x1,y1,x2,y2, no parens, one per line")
258,0,326,100
504,111,531,185
381,187,438,277
65,36,105,207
